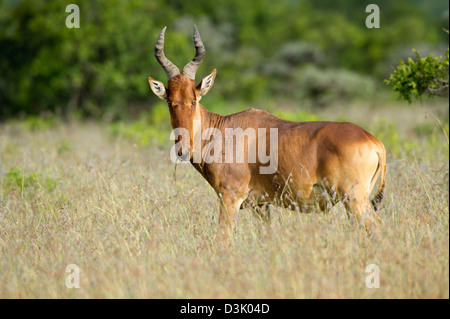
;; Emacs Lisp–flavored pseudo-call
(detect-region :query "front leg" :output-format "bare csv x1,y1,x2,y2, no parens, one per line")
217,187,247,240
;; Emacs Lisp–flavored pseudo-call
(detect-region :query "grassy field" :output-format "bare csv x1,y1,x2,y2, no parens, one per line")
0,100,448,298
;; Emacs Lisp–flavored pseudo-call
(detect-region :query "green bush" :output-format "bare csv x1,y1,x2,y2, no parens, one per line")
369,117,449,160
109,102,171,147
0,0,171,119
385,46,449,103
272,109,320,122
3,168,57,192
21,115,60,131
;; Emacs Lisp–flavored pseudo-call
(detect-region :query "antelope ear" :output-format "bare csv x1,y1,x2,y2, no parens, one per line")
148,77,167,100
196,69,216,98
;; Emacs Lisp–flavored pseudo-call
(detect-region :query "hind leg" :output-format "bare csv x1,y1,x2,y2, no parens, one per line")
343,193,381,235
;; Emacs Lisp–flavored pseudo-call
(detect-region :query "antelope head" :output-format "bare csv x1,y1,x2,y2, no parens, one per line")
148,25,216,159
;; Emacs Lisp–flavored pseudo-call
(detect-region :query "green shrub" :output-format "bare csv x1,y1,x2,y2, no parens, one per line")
109,102,171,147
29,116,58,131
369,118,449,160
385,46,449,103
3,168,57,192
369,119,416,158
11,115,61,132
273,109,320,122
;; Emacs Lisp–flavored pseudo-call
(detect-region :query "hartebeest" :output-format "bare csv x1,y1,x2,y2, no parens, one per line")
148,26,386,237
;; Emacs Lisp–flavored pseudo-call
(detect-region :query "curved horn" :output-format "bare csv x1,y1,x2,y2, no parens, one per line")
182,25,205,80
155,26,180,80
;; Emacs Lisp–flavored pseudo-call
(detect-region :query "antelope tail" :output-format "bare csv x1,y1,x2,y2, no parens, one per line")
371,143,386,211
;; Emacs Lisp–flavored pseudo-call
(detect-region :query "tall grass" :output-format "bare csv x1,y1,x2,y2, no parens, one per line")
0,101,448,298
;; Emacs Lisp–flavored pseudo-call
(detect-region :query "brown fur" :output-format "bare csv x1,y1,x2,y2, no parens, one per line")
149,73,386,238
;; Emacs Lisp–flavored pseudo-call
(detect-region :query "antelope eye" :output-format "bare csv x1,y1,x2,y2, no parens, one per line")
167,101,172,107
192,99,196,105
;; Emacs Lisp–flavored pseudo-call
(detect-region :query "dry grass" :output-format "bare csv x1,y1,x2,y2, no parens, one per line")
0,102,448,298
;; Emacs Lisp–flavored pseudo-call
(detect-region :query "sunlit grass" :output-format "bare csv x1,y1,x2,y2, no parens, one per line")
0,101,448,298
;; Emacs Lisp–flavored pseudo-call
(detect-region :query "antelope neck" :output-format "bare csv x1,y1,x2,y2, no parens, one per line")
199,104,224,133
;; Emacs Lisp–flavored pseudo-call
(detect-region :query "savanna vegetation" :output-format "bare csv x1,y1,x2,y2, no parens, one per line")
0,100,448,298
0,0,448,298
1,0,448,119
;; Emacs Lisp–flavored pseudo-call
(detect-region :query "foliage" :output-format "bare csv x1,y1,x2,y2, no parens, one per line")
4,167,57,192
109,102,171,146
272,109,320,122
0,0,447,119
385,45,449,103
368,115,449,160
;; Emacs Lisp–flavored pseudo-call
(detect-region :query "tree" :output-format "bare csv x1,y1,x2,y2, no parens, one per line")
385,30,449,103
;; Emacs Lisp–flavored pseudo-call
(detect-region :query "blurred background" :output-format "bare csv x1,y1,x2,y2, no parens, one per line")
0,0,448,149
